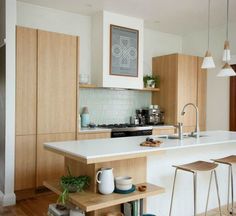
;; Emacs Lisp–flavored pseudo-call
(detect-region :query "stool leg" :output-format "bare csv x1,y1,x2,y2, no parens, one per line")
205,170,213,216
228,165,231,213
214,170,222,216
169,168,178,216
193,172,197,216
230,165,234,215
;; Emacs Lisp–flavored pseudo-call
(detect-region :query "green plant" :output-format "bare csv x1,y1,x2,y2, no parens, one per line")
56,167,90,209
143,74,160,87
57,188,69,208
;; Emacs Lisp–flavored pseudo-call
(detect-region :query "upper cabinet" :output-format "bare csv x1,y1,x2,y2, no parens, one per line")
152,53,206,132
91,11,144,89
16,26,37,136
37,30,78,134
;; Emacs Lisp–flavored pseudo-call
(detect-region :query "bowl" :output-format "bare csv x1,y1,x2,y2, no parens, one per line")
115,176,132,191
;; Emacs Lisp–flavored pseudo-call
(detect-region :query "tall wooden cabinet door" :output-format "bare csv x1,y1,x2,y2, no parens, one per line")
16,26,37,135
197,57,207,131
36,133,76,187
177,54,198,127
15,135,36,191
37,30,77,134
152,54,178,124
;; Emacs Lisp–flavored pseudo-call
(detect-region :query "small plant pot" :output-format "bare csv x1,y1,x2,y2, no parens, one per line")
61,183,78,193
146,80,155,88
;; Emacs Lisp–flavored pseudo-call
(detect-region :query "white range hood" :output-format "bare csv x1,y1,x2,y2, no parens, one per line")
91,11,144,89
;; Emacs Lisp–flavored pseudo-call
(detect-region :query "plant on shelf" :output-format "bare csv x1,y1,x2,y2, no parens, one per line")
143,74,160,88
56,166,90,210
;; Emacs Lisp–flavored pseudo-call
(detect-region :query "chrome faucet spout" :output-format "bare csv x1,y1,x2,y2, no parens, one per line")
181,103,200,139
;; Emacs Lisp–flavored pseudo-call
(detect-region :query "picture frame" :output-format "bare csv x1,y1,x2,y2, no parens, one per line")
109,25,139,77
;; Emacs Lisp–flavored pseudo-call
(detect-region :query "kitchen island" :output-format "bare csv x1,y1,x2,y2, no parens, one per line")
44,131,236,216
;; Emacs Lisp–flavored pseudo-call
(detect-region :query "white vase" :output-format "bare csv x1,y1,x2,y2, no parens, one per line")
96,168,115,195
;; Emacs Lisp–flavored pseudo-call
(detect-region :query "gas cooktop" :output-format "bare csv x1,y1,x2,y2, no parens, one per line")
97,124,152,132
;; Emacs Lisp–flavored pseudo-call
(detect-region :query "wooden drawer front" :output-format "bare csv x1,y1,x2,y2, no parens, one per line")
36,133,76,187
152,128,175,136
77,132,111,140
15,135,36,191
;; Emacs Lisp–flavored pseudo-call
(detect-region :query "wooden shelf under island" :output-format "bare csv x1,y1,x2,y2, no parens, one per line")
79,84,160,92
44,180,165,212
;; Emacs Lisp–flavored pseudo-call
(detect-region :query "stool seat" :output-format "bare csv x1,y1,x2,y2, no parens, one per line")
212,155,236,165
173,160,218,172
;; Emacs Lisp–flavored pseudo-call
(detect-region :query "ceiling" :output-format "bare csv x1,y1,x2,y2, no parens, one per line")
18,0,236,35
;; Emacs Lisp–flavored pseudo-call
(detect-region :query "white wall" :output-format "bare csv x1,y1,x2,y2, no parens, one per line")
0,0,16,206
91,11,144,89
182,23,236,130
17,1,91,77
143,28,182,74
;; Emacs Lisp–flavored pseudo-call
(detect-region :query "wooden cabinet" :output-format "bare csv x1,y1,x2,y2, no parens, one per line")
37,30,78,135
15,135,36,191
15,26,79,191
15,27,37,191
36,133,75,187
152,127,175,136
152,54,206,131
16,26,37,136
77,132,111,140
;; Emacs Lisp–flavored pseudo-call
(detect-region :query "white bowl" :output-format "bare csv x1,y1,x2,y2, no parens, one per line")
115,176,132,190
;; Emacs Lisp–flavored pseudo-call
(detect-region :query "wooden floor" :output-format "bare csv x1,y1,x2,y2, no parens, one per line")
0,193,234,216
0,193,57,216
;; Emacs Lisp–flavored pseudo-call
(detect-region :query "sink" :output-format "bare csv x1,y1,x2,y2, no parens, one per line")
159,134,208,140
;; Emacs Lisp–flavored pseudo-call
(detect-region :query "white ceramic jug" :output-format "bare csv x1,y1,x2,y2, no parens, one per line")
96,168,115,195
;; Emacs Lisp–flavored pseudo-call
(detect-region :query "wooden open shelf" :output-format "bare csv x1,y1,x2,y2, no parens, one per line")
44,180,165,212
79,84,160,92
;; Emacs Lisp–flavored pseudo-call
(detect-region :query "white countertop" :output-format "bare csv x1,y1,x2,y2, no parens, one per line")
44,131,236,164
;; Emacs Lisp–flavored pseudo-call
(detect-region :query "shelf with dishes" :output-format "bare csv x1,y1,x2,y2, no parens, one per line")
44,180,165,212
79,84,160,92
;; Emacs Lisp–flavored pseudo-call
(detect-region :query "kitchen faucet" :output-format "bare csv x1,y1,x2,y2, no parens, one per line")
181,103,200,139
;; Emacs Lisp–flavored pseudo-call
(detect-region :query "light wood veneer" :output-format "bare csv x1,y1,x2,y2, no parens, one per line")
16,26,37,136
44,180,164,212
37,30,77,135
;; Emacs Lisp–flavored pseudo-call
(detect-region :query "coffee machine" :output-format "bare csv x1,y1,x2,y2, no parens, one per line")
139,107,164,125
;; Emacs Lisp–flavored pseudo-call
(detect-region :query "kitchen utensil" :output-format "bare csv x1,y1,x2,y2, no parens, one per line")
140,139,162,147
96,168,114,195
115,176,132,190
114,185,136,194
138,185,147,192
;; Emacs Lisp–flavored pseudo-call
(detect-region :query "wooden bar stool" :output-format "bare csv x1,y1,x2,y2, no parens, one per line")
212,155,236,215
169,160,222,216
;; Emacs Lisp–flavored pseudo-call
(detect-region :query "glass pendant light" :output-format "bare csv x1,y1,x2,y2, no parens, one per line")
217,0,236,77
201,0,215,69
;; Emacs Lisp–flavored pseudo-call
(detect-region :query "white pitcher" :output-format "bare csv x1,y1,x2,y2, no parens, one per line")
96,168,115,195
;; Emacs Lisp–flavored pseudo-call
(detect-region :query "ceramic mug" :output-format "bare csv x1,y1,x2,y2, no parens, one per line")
96,168,115,195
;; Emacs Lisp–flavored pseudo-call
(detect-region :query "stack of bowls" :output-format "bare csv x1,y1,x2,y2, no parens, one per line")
115,176,133,191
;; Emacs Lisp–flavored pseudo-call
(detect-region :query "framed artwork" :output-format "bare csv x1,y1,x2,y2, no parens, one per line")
110,25,139,77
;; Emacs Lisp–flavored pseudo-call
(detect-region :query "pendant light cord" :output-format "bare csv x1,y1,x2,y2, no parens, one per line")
226,0,229,41
207,0,211,50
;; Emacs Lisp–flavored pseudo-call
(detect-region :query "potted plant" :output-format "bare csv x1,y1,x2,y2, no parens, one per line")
56,167,90,210
143,75,160,88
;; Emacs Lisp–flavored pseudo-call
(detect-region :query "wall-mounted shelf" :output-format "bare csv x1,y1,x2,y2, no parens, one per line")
79,84,160,92
44,180,165,212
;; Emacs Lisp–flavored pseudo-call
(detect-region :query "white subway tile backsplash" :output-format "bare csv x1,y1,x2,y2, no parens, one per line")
79,89,151,124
